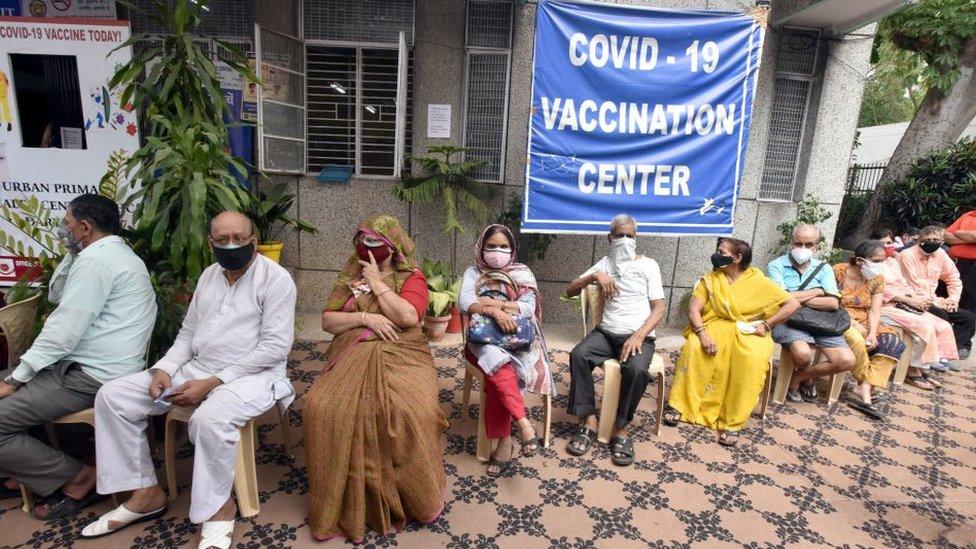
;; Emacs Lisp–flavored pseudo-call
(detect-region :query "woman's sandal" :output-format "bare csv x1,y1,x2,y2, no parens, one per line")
905,374,935,391
718,430,740,447
566,426,597,457
662,406,681,427
922,372,943,389
486,440,514,478
847,400,884,421
521,436,542,458
609,436,635,466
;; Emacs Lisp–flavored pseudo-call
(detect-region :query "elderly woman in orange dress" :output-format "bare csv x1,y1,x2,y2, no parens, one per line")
303,215,446,543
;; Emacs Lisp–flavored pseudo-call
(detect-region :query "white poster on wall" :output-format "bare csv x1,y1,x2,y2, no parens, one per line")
427,104,452,138
0,16,139,283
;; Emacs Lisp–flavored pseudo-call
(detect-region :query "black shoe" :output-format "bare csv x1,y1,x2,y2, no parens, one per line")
786,389,803,403
958,348,970,360
799,380,819,403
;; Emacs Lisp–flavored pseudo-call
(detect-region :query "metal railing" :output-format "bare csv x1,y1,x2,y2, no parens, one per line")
846,162,887,195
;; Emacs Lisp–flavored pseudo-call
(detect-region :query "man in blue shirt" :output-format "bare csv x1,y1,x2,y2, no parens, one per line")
0,194,156,520
767,224,854,403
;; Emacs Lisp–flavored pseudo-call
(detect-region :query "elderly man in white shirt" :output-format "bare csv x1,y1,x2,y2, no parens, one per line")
563,214,666,467
82,211,296,549
0,194,155,520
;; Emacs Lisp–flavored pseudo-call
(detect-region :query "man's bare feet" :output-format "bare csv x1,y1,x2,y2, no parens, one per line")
208,497,237,522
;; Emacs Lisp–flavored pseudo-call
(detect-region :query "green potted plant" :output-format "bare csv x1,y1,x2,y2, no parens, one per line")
420,259,461,341
246,183,317,263
393,145,494,234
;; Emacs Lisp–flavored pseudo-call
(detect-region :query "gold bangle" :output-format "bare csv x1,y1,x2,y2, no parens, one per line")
376,288,392,298
361,311,366,325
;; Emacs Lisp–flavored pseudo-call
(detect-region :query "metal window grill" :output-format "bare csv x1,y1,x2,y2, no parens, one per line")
466,1,513,49
303,0,414,44
777,28,820,76
464,52,509,182
759,78,810,201
127,0,254,39
306,46,413,175
758,28,819,201
258,25,306,173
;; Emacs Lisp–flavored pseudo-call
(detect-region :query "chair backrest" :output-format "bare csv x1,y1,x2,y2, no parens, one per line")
0,293,41,369
580,285,605,334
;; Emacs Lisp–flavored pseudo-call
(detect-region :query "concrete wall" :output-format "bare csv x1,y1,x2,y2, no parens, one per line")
262,0,874,326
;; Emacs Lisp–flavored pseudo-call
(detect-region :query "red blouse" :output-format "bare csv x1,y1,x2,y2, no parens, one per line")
400,271,429,321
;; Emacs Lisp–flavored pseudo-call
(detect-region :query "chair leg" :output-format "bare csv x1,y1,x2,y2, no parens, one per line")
233,420,260,518
654,371,665,437
757,359,773,421
597,361,621,444
44,424,60,452
461,369,473,414
893,338,913,386
827,371,845,405
277,406,294,460
20,485,33,514
772,349,795,405
541,394,552,448
475,385,491,463
164,417,179,503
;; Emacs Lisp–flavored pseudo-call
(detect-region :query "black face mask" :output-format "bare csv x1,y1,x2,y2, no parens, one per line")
213,242,255,271
711,252,734,270
919,241,942,255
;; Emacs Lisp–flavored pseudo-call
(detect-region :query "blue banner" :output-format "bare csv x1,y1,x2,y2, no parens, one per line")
523,1,764,235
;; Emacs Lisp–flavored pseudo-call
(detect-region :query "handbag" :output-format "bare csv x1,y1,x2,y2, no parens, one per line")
784,262,852,336
466,272,535,352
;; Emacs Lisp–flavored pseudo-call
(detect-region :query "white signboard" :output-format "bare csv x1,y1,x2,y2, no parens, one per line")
20,0,116,19
427,104,452,139
0,17,139,271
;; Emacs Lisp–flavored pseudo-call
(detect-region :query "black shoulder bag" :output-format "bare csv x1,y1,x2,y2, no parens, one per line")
784,262,851,336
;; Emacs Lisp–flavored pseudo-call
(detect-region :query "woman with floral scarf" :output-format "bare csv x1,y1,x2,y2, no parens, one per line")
459,224,554,476
304,215,447,543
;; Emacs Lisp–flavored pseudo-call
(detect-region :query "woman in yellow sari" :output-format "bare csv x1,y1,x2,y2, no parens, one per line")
303,215,447,543
665,237,800,446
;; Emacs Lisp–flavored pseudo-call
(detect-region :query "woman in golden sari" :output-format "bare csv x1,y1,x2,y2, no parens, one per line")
303,215,447,543
665,238,800,446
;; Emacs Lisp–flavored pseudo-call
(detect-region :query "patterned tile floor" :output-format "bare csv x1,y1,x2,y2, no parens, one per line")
1,336,975,548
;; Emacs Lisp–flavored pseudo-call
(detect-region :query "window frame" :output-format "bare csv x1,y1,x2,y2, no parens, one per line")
460,0,514,183
303,38,411,180
255,23,308,175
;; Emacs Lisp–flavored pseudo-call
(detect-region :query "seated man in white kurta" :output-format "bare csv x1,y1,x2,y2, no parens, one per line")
81,211,296,549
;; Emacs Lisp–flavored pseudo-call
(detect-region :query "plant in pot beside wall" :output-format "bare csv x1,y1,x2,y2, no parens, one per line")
421,259,461,341
246,183,317,263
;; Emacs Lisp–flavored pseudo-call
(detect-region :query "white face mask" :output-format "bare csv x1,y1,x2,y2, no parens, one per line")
790,246,814,265
610,237,637,263
860,260,884,279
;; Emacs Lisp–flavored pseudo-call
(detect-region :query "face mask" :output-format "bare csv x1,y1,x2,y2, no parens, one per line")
483,250,512,269
919,241,941,255
711,252,734,270
790,246,814,265
883,244,896,258
57,219,83,253
213,242,254,271
860,260,883,279
356,241,392,264
609,236,637,262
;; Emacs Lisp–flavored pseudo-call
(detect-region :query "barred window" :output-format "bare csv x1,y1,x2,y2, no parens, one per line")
127,0,254,38
758,28,820,201
306,46,413,176
462,0,512,182
303,0,414,44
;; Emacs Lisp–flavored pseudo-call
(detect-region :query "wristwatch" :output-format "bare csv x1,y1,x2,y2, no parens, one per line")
2,376,24,389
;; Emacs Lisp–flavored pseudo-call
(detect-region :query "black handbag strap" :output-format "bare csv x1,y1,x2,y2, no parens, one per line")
796,261,827,292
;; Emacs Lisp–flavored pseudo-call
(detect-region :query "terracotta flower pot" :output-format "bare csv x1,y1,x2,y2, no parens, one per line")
446,307,462,333
257,241,284,263
424,314,452,341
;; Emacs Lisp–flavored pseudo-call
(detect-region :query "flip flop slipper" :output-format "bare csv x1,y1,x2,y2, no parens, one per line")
80,503,168,539
799,381,819,403
32,488,107,521
904,375,934,391
847,400,884,420
485,457,512,478
199,519,235,549
718,430,740,447
566,427,597,457
0,485,22,499
609,436,635,466
520,436,542,458
921,373,943,389
662,407,681,427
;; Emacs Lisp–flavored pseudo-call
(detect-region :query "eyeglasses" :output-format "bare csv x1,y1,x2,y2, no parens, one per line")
210,233,253,247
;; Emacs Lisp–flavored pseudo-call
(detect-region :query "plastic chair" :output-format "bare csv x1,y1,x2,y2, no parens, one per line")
772,347,845,405
579,285,667,440
163,403,293,518
459,313,552,463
